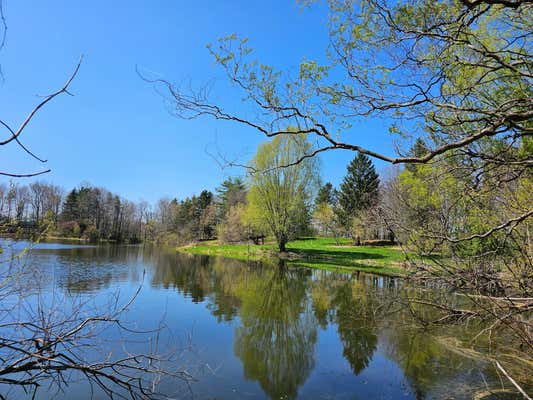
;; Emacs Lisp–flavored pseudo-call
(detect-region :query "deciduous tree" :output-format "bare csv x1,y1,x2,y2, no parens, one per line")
246,134,319,251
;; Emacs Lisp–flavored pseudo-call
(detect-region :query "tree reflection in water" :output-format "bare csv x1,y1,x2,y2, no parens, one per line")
331,279,378,375
234,262,317,400
47,244,529,400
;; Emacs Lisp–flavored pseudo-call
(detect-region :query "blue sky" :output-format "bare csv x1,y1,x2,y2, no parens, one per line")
0,0,396,203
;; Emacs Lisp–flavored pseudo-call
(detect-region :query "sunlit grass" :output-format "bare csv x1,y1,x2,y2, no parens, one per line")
179,237,410,276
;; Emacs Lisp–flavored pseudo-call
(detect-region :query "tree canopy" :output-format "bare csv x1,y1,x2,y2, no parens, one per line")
246,134,320,251
163,0,531,168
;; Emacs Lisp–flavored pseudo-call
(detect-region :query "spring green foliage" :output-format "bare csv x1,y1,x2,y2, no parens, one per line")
217,203,249,243
313,202,338,238
397,156,533,260
245,134,320,251
234,265,316,400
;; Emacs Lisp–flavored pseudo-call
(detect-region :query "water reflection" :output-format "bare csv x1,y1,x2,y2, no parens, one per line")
331,279,378,375
234,264,316,400
19,242,527,399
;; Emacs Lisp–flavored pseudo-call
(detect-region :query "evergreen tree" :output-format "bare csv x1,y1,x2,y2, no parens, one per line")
315,182,335,207
196,190,213,211
196,190,215,240
216,177,247,215
336,153,380,228
61,189,79,221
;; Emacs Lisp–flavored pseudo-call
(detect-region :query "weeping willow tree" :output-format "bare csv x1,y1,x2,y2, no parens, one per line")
245,134,320,252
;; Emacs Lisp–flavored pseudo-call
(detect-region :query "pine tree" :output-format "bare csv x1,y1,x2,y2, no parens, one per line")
61,189,79,221
196,190,213,212
216,177,246,215
336,153,380,227
315,182,335,207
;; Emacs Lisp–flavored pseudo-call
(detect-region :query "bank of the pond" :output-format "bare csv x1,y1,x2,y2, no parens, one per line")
178,237,410,276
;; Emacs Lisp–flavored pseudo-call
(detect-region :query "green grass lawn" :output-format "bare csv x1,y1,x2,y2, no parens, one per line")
179,237,411,276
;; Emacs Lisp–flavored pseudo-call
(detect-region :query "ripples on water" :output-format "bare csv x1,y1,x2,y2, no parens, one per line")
0,240,526,399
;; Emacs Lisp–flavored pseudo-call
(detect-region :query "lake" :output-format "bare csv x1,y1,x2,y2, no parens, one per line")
0,240,525,399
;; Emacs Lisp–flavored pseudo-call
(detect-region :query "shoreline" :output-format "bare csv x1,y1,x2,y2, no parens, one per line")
178,237,410,277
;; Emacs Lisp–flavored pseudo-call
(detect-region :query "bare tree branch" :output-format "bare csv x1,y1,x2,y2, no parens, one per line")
0,56,82,146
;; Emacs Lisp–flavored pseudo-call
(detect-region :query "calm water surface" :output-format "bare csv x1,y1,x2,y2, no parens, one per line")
0,240,523,399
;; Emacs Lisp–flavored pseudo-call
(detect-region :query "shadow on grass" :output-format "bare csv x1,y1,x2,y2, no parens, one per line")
288,247,387,261
182,237,407,276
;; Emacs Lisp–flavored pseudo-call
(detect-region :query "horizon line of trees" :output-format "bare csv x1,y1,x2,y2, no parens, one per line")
0,145,393,247
4,131,527,263
0,181,148,242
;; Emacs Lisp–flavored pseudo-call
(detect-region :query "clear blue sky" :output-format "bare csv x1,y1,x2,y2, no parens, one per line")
1,0,396,204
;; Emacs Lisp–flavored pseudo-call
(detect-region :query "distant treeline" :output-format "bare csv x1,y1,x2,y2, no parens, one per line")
0,179,249,244
0,152,392,246
0,182,147,242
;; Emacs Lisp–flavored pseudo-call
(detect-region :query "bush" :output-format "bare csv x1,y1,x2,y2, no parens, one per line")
57,220,80,237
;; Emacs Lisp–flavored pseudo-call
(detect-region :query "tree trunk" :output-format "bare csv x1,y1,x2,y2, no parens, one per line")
277,234,288,252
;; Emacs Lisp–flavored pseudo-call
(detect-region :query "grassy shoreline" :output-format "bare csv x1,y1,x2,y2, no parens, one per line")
178,237,410,276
